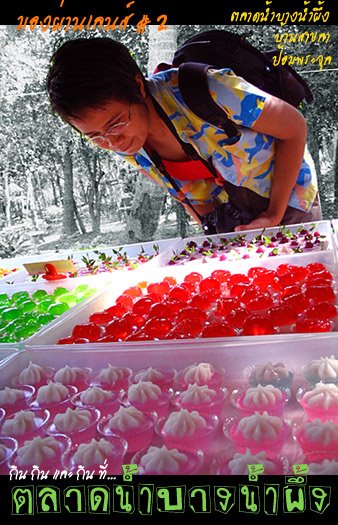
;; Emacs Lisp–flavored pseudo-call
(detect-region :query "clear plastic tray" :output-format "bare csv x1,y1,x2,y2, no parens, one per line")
26,248,338,347
2,335,338,475
0,275,111,348
155,221,336,270
0,238,181,286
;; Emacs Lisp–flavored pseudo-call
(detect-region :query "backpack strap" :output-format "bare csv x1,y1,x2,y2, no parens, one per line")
178,62,240,140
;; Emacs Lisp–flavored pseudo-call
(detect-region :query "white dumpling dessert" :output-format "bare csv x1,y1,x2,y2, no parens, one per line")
2,410,38,436
53,408,92,433
71,438,115,467
0,387,26,405
134,367,165,383
36,382,69,404
98,364,130,386
108,406,145,432
79,386,113,404
18,362,48,385
302,383,338,410
127,381,162,404
304,355,338,383
308,459,338,475
140,445,189,474
242,384,283,408
180,383,217,405
303,419,338,446
183,363,215,384
237,411,283,441
228,449,277,475
249,362,290,386
16,436,61,466
54,366,90,384
163,408,206,437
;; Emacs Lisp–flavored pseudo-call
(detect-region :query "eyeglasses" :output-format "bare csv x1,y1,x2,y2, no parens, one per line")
87,103,132,146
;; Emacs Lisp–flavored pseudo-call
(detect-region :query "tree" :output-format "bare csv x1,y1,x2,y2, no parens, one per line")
126,25,179,242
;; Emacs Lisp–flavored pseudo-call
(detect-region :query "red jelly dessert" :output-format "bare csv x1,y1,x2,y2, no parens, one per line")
292,318,334,333
72,323,103,342
242,315,278,336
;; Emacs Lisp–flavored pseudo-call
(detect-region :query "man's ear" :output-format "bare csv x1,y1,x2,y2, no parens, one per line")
135,73,147,98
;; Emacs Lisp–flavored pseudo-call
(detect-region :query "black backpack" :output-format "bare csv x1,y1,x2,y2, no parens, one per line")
156,30,314,139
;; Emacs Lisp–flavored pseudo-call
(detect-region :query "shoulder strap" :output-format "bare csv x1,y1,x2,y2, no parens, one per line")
178,62,239,139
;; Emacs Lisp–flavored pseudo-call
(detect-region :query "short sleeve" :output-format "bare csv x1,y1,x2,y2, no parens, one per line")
207,68,267,128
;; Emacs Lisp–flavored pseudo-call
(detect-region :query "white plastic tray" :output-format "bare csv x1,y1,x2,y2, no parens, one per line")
26,248,338,347
0,238,181,286
155,221,336,270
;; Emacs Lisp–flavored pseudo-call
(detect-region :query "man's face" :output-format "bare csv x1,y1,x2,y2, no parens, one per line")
69,98,150,154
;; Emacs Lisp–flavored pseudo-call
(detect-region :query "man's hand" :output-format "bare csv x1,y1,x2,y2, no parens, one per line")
234,211,281,232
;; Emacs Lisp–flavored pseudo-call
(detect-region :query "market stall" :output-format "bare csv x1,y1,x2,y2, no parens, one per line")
0,221,338,476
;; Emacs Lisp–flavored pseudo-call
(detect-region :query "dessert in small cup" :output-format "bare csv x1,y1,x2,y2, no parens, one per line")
157,408,218,452
133,367,176,390
303,355,338,387
10,435,71,474
172,383,228,417
71,386,120,417
296,383,338,423
97,405,156,454
216,448,288,475
176,362,225,390
131,445,204,475
308,459,338,475
225,411,289,458
29,382,77,418
91,364,132,393
53,365,92,391
0,408,50,444
293,417,338,461
62,435,128,475
231,384,289,416
45,407,100,445
0,436,17,475
245,362,293,390
122,381,171,418
0,385,35,416
13,362,54,388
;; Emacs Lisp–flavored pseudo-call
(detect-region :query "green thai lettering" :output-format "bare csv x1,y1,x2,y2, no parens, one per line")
264,485,279,515
64,486,86,513
139,485,154,515
284,487,306,513
12,487,34,515
157,487,185,512
240,485,259,513
189,486,211,513
214,487,236,514
88,487,110,513
36,486,60,513
309,487,331,514
114,485,134,513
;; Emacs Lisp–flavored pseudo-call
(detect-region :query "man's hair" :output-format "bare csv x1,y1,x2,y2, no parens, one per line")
47,37,147,120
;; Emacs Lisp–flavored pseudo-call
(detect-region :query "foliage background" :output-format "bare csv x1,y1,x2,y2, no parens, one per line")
0,24,337,259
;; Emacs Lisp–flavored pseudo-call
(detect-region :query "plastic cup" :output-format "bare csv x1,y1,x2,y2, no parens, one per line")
97,411,157,454
224,414,290,458
157,413,219,452
172,386,228,417
0,385,35,416
62,434,128,475
0,436,18,475
45,407,101,445
230,385,290,416
0,408,50,445
131,446,204,475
